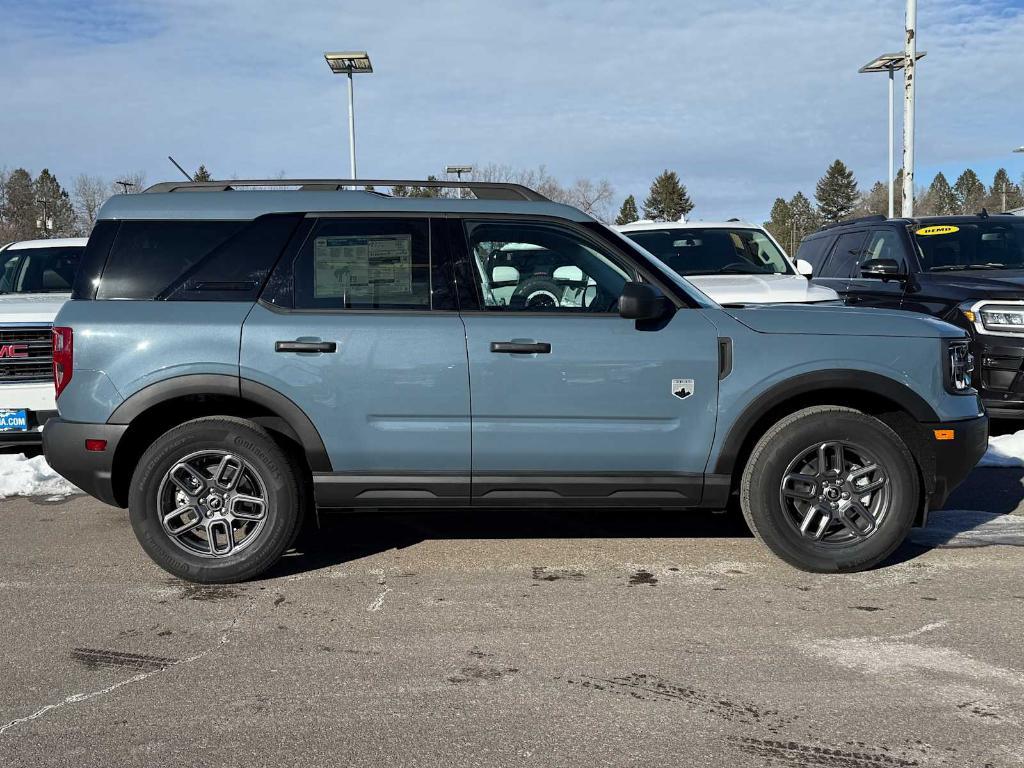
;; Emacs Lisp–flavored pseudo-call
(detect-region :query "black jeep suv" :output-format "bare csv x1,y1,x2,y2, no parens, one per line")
797,213,1024,418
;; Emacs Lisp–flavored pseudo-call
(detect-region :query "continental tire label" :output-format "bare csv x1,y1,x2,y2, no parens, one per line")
916,225,959,236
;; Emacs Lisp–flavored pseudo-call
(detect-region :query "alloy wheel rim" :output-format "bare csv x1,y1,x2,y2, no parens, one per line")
778,441,891,546
157,450,269,558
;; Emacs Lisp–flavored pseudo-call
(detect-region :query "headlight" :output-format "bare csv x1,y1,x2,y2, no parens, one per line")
979,306,1024,332
946,340,974,393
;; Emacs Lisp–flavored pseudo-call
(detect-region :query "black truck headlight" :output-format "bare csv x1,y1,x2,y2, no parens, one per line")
974,305,1024,333
946,340,974,393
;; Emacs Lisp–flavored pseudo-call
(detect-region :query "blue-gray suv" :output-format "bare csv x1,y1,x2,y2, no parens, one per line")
43,179,987,582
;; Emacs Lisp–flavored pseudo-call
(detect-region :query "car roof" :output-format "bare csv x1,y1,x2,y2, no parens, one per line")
807,213,1022,238
5,237,88,250
615,220,759,232
97,188,592,224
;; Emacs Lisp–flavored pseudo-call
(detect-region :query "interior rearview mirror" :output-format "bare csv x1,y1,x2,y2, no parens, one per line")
860,258,905,280
796,259,813,278
619,282,671,322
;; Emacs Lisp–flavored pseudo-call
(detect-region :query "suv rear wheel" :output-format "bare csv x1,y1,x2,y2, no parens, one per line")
128,417,304,583
740,406,919,573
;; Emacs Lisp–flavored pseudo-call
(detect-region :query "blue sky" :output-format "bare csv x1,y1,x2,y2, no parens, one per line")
1,0,1023,221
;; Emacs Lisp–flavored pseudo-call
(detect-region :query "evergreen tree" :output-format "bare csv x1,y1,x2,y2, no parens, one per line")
953,169,986,214
33,169,76,237
857,181,888,217
615,194,639,225
407,175,446,198
987,168,1023,212
390,184,409,197
193,165,212,182
789,191,822,246
0,168,37,241
763,197,792,250
922,172,957,216
642,170,694,222
814,159,859,223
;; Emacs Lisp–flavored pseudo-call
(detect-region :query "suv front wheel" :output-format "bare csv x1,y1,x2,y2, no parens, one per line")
129,417,304,583
740,406,919,573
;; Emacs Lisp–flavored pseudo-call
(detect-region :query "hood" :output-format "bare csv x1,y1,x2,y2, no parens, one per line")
918,270,1024,298
686,273,838,305
725,303,963,339
0,293,70,324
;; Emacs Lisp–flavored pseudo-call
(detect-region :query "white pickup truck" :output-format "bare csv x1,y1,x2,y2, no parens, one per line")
614,220,838,305
0,238,86,449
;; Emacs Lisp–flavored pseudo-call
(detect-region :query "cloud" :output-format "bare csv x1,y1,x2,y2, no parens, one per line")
1,0,1022,222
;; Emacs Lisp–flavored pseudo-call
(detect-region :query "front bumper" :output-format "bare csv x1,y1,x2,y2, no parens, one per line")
42,418,128,507
0,409,56,448
973,334,1024,417
919,414,988,511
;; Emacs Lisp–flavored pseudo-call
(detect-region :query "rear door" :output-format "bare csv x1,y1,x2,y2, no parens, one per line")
242,215,471,507
452,218,721,507
816,230,867,301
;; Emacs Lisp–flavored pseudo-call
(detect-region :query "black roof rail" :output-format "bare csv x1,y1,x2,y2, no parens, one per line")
143,179,548,202
816,213,887,232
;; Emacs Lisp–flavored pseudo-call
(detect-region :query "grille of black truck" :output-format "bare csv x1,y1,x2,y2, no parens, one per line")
0,325,53,383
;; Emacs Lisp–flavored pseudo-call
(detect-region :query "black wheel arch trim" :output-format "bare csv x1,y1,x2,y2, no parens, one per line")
106,373,332,472
713,369,940,476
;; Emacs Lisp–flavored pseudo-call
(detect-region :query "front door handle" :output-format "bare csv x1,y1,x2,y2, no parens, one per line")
490,341,551,354
275,340,337,353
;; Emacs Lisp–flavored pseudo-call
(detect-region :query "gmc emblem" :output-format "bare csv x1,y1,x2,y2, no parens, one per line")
0,344,29,359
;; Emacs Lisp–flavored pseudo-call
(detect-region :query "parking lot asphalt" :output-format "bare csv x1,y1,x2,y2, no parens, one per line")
1,469,1023,768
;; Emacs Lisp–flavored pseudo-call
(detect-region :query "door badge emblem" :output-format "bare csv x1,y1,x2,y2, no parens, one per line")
672,378,694,400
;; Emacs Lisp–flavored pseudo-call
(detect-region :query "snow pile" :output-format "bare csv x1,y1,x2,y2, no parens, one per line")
979,429,1024,468
0,454,80,500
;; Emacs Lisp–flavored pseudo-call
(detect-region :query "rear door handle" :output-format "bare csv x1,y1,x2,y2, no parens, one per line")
275,340,337,353
490,341,551,354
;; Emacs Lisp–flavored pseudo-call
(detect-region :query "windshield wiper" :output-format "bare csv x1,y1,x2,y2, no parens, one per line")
930,263,1006,272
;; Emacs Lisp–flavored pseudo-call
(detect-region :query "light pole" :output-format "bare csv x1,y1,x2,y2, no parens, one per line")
902,0,918,217
324,51,373,180
859,50,926,218
445,165,474,198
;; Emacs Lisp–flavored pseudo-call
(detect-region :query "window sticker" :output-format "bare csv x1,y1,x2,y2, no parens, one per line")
313,234,414,299
916,225,959,236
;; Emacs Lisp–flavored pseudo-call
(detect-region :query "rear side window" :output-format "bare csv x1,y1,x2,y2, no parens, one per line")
819,231,867,278
287,218,437,311
96,215,301,301
795,236,833,273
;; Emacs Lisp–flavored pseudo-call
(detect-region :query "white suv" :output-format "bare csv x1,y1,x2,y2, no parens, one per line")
614,220,838,305
0,238,86,449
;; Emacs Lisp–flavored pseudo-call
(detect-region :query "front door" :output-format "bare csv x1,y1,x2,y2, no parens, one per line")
454,218,721,506
242,216,471,507
843,228,909,309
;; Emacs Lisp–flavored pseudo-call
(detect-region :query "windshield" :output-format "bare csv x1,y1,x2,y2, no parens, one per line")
915,221,1024,272
0,246,83,294
621,227,793,276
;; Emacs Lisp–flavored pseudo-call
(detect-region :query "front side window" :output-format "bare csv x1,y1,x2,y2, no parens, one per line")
796,236,834,273
465,221,632,312
292,218,433,310
860,229,906,274
0,246,83,294
915,221,1024,272
624,227,792,276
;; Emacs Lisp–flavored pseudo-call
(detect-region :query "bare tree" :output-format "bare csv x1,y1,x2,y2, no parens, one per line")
565,178,615,222
470,164,614,221
73,174,110,234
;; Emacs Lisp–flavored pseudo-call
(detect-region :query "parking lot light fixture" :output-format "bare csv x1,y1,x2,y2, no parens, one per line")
324,51,373,181
1014,146,1024,153
859,51,926,218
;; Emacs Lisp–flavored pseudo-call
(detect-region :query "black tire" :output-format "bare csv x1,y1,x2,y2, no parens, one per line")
128,417,304,583
740,406,919,573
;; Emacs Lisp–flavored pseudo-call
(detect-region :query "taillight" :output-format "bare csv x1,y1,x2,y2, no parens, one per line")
53,326,73,398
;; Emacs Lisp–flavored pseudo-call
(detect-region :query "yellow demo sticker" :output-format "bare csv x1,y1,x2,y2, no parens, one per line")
916,225,959,236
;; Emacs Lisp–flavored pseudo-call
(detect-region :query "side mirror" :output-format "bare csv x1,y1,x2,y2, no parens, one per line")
796,259,813,278
860,258,905,280
619,282,670,321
